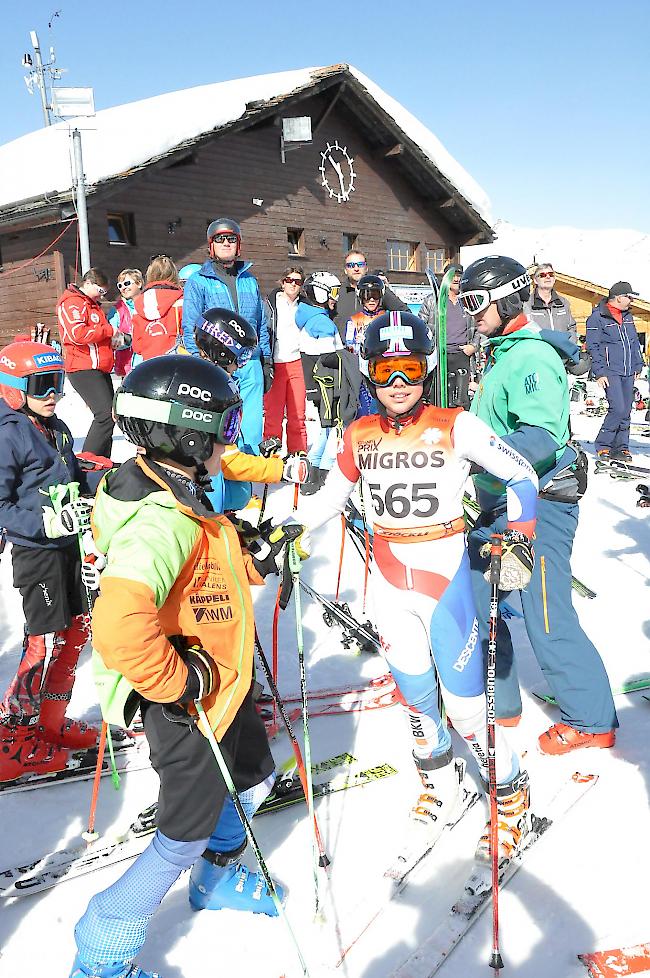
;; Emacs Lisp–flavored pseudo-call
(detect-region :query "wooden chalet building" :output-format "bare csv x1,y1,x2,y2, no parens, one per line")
0,64,493,345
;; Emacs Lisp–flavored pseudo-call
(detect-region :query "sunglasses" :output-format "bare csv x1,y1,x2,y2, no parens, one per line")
211,234,239,245
117,279,135,290
368,354,428,387
346,261,367,269
537,271,555,279
27,370,65,399
149,254,170,262
283,277,303,286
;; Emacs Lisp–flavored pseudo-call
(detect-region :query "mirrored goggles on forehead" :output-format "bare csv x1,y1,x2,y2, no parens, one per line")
368,354,428,387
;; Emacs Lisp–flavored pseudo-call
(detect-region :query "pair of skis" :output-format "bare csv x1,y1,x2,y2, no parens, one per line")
391,772,599,978
594,457,650,480
0,751,397,898
425,264,462,408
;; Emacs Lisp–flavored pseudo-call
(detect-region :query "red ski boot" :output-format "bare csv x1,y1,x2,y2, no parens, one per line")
0,720,70,782
38,617,99,750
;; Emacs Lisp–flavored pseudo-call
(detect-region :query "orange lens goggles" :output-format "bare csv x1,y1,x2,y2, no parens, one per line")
368,354,428,387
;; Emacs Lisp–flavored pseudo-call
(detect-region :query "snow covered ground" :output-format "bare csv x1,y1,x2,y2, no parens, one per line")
0,384,649,978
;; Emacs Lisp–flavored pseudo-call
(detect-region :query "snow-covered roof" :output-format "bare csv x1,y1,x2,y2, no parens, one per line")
462,219,650,301
0,64,491,225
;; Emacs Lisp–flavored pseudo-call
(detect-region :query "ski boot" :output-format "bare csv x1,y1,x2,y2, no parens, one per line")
538,722,615,755
189,844,283,915
475,769,530,866
385,749,465,882
613,448,633,462
38,618,99,750
0,720,70,782
70,955,163,977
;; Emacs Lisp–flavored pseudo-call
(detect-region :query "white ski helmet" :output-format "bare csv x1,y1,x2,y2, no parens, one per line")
303,271,341,307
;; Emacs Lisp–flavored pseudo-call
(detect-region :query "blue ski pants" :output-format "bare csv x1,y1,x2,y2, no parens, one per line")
596,372,635,454
468,497,618,733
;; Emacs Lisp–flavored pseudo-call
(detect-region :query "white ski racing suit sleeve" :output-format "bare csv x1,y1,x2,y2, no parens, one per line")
453,411,538,536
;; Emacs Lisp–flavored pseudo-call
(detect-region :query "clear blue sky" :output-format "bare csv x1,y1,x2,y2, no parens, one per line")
2,0,649,230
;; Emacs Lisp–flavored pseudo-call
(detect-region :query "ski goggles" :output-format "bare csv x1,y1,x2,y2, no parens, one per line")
0,369,65,399
115,392,243,445
27,370,65,399
328,286,340,301
368,354,428,387
458,275,530,316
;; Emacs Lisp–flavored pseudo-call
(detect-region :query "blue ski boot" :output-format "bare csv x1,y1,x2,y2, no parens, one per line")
70,955,163,977
188,848,283,916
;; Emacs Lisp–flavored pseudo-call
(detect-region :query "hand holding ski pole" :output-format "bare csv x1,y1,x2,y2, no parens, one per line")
43,498,92,538
481,529,533,591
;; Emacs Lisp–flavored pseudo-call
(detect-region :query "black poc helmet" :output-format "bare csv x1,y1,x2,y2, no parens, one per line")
458,256,530,327
194,307,257,369
356,274,385,306
360,311,437,399
114,355,243,467
207,217,242,258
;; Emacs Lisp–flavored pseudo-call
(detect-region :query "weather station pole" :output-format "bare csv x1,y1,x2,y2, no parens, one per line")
29,31,51,127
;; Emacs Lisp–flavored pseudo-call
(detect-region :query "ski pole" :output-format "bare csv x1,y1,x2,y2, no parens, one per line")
487,533,504,974
195,700,310,977
288,541,321,919
254,628,330,868
82,720,107,843
334,513,346,602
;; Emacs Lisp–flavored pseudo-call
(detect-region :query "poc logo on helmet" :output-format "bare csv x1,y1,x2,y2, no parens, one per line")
178,383,211,402
181,407,213,423
0,356,16,368
229,318,245,338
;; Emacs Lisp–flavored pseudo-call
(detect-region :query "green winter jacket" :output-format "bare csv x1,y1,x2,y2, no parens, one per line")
470,320,572,508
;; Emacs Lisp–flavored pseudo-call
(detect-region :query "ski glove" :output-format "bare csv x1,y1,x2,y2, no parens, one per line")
252,520,310,578
259,436,282,458
43,498,92,539
178,645,217,704
481,530,534,591
262,357,275,394
282,454,311,485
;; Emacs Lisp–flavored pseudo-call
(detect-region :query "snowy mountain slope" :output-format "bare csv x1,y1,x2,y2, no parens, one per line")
462,219,650,300
0,384,648,978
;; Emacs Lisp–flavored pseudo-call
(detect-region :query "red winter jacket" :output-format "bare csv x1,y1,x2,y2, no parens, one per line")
131,281,183,360
57,285,116,373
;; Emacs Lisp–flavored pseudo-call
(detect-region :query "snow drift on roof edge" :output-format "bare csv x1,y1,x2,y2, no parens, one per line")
0,64,491,223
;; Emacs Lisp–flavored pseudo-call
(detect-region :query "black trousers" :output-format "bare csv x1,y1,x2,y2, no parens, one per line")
141,684,274,841
67,369,115,458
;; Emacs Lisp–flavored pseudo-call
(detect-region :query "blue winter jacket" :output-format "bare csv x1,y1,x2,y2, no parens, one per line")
295,302,339,339
181,259,271,359
585,300,643,377
0,401,89,550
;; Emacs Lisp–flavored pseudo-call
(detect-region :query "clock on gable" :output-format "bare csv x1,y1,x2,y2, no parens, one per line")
319,140,356,203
